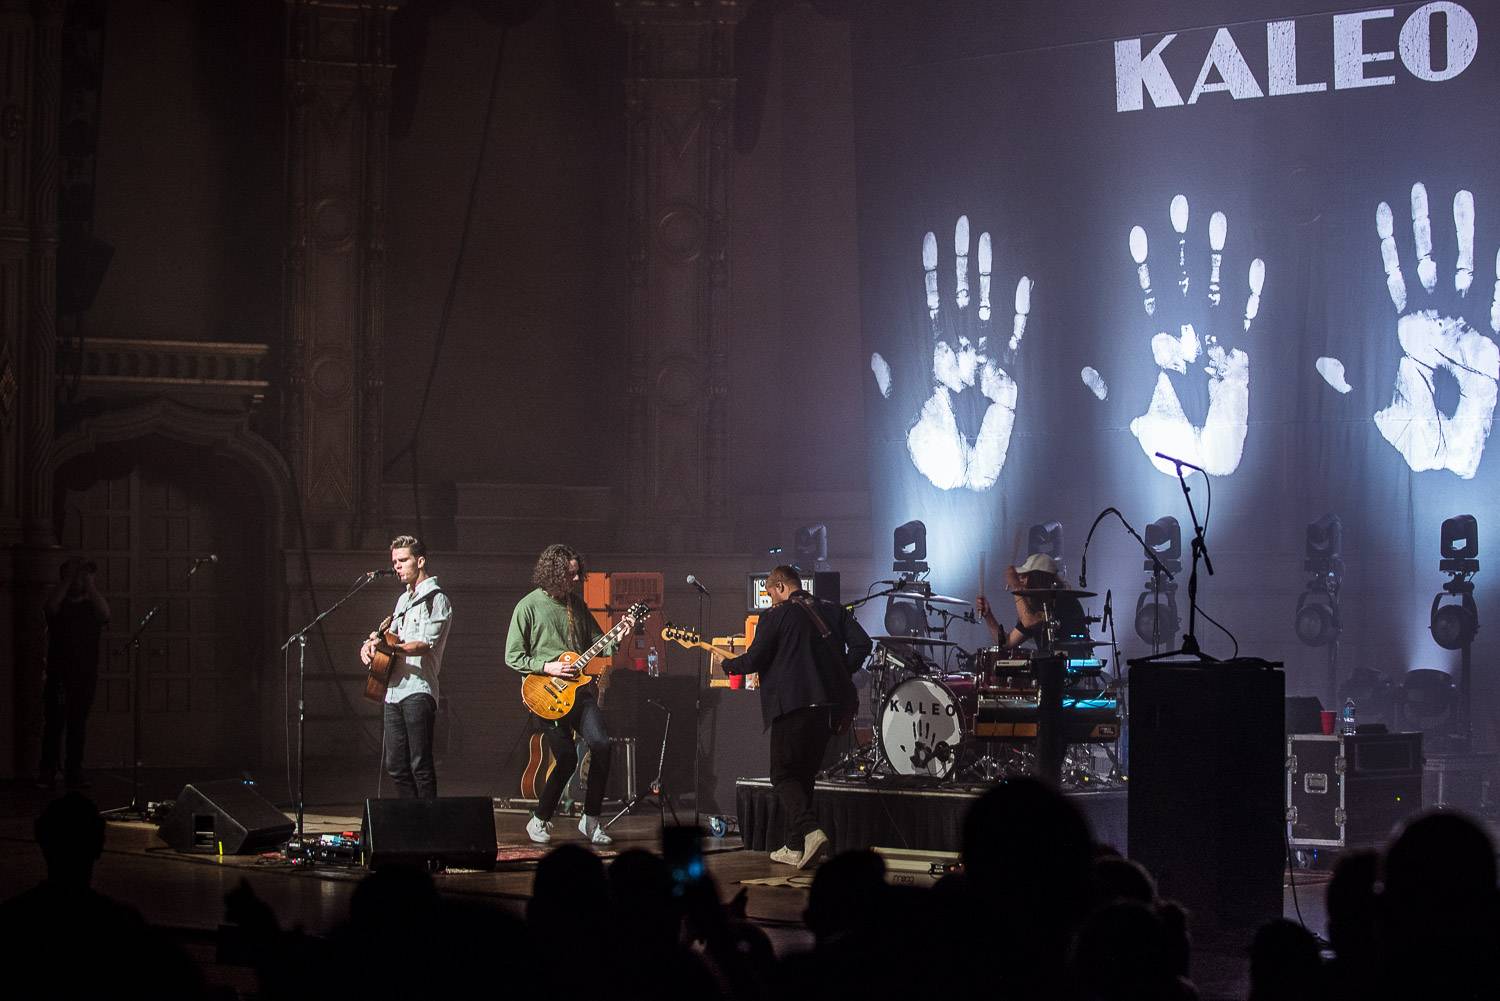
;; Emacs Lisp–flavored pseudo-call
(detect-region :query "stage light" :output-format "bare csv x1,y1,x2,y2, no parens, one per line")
893,520,928,573
794,524,829,569
1339,666,1395,727
1028,520,1063,558
1395,667,1457,730
1295,514,1343,647
1145,516,1182,566
883,593,928,636
1134,588,1179,647
1430,595,1477,650
1441,514,1478,562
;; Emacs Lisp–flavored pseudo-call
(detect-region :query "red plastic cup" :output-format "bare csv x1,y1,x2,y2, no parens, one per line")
1319,710,1336,735
727,673,744,690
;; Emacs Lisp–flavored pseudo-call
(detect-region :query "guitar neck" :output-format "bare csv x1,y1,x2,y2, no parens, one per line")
573,614,636,672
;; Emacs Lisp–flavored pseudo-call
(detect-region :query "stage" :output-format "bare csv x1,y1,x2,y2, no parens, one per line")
735,776,1128,855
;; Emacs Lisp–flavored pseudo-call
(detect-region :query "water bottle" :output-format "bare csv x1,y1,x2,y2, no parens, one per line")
1341,697,1356,736
647,646,660,678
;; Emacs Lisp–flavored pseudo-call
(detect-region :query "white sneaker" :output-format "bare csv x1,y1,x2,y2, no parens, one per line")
526,815,553,844
798,828,829,870
769,845,803,866
578,814,613,846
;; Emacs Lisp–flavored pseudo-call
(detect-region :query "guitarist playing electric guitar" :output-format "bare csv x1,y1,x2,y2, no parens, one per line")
505,544,641,847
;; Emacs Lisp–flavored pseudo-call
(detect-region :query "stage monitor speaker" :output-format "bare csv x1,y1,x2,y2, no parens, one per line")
362,797,496,871
1127,658,1285,931
157,780,294,855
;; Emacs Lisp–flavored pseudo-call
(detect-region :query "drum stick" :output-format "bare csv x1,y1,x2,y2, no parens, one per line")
978,553,985,600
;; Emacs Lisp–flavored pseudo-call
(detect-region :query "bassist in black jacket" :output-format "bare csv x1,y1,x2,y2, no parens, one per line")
720,566,872,869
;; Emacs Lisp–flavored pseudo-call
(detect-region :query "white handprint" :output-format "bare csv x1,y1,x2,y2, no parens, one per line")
871,215,1034,491
1319,183,1500,479
1090,195,1264,477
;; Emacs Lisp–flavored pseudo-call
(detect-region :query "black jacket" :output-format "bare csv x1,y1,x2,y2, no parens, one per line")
722,590,873,730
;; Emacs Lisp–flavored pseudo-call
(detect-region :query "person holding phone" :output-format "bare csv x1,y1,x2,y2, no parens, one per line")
717,565,871,869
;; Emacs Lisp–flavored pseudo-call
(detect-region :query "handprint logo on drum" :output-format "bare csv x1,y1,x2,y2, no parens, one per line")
870,215,1034,491
1317,183,1500,479
1084,195,1265,477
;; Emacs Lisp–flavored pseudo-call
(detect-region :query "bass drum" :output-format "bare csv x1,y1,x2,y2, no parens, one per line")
878,675,968,779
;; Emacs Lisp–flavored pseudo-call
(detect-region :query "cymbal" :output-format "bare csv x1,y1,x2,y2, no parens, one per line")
1011,587,1097,599
895,590,971,606
872,635,961,648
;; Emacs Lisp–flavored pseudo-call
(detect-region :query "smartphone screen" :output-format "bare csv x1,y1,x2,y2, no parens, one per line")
662,824,705,897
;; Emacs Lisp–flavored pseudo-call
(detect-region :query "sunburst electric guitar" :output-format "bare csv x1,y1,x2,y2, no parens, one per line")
520,602,651,720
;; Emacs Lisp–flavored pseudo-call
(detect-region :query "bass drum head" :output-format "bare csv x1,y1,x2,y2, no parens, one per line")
878,676,964,779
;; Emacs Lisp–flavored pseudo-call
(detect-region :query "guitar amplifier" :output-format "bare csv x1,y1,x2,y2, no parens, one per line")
586,571,666,673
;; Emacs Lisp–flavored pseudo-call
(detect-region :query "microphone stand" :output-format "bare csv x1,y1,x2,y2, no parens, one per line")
1079,507,1177,591
1138,458,1216,662
104,558,212,821
280,571,385,838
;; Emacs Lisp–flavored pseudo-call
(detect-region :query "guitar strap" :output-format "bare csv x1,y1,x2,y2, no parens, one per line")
393,586,445,634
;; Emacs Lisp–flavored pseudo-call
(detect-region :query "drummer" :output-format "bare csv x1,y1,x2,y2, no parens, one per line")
975,553,1089,651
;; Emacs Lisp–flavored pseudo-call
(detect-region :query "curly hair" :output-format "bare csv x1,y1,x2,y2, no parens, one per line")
532,543,584,598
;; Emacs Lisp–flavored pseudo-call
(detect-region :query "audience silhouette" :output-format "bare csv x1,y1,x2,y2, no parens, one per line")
7,786,1499,1001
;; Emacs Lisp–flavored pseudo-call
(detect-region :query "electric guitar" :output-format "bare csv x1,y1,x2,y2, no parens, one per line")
363,615,401,703
520,602,651,720
660,623,742,660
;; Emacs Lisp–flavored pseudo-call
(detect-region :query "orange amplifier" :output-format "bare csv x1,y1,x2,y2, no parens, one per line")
584,571,665,672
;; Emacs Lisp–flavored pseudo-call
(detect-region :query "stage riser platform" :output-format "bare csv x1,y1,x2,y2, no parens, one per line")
735,778,1126,855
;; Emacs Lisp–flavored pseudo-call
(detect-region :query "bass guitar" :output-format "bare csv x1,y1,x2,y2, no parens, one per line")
364,615,401,703
660,623,742,660
520,602,651,720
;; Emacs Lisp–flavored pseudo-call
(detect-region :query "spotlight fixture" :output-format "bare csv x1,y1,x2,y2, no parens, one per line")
1394,667,1457,736
1429,515,1479,748
1339,666,1394,727
1295,515,1343,648
1135,516,1183,649
793,524,829,570
893,520,928,574
1027,520,1065,575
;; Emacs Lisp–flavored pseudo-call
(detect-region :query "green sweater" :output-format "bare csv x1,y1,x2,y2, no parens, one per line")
504,588,614,674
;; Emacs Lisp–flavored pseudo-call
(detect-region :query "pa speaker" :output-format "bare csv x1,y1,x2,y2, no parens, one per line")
157,780,294,855
362,797,496,871
1127,659,1285,931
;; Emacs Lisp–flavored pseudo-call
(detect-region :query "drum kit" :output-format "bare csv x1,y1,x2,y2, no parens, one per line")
839,586,1125,787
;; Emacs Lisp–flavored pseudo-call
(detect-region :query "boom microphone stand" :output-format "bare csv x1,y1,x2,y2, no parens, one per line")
104,556,214,821
1138,452,1215,662
280,571,385,838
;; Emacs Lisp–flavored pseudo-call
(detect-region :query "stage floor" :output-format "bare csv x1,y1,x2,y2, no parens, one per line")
0,776,1330,1000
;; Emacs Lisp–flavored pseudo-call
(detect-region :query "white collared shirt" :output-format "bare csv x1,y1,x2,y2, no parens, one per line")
385,575,452,704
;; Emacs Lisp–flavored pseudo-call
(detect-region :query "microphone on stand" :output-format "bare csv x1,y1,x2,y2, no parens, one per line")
188,553,218,579
1153,450,1205,473
686,574,710,596
1103,589,1113,632
366,568,398,579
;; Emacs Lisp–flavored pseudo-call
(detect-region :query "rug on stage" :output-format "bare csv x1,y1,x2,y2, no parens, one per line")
495,843,619,865
738,874,814,890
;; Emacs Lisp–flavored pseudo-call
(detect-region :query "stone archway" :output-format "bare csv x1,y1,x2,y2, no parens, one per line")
45,400,295,777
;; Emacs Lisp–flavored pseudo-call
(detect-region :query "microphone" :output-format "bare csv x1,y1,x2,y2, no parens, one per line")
1103,589,1113,631
368,568,398,578
686,574,710,596
1153,450,1205,473
193,553,218,566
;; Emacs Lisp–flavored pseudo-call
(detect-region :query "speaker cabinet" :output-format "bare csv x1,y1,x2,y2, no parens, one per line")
362,797,496,871
157,780,294,855
1127,659,1285,931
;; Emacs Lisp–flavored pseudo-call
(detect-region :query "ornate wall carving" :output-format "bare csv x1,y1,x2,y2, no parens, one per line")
616,0,740,551
283,0,399,548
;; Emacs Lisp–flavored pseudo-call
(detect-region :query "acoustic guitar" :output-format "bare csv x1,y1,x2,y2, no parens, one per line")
520,602,651,720
364,615,401,703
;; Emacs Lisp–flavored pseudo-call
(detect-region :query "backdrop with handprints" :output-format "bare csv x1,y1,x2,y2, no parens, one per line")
851,0,1500,723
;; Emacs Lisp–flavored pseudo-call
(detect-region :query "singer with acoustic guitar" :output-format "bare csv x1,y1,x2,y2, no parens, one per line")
360,535,452,799
506,544,639,846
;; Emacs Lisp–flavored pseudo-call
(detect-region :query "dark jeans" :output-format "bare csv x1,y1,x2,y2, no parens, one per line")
770,705,833,849
39,668,97,779
384,693,438,799
536,694,611,820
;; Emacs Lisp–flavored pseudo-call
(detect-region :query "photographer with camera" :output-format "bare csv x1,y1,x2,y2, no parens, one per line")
38,557,111,790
